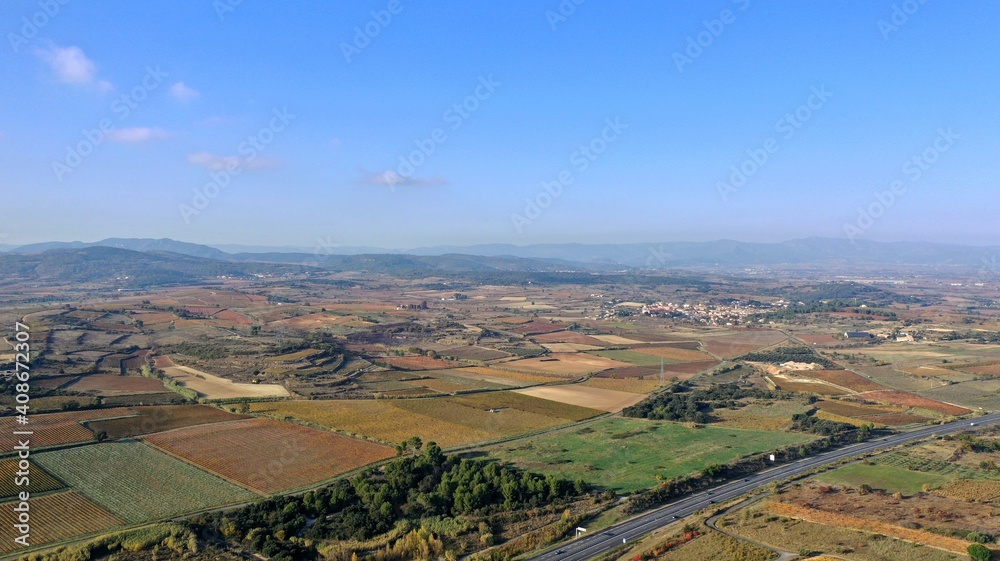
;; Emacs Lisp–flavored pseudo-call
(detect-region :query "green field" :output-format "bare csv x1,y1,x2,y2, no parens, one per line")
814,463,950,495
587,349,676,366
33,441,259,523
482,417,814,492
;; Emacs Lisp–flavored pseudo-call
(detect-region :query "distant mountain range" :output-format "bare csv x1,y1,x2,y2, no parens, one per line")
4,237,999,269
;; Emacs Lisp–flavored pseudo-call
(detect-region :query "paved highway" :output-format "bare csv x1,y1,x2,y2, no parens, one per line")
530,412,1000,561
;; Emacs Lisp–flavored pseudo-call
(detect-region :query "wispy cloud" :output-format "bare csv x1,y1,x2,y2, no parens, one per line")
107,127,169,144
362,170,445,187
35,44,110,89
187,151,282,171
170,81,199,101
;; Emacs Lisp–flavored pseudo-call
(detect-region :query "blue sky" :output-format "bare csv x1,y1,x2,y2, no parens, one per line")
2,1,998,248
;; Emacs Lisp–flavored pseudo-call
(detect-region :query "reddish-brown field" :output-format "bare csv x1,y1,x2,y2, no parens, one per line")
856,412,928,425
702,330,788,358
213,309,254,324
0,408,135,449
0,492,124,554
382,356,457,370
66,375,167,393
531,331,609,346
855,390,972,415
85,404,248,438
956,361,1000,376
661,360,720,375
798,369,887,392
144,418,395,494
33,375,80,389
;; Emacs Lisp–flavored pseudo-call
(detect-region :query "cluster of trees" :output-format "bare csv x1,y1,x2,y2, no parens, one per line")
738,346,840,368
939,330,1000,344
207,443,583,560
790,412,872,439
622,382,782,423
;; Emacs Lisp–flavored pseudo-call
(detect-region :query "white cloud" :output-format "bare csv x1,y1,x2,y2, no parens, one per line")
107,127,168,144
362,170,445,187
186,151,282,171
35,44,106,87
170,81,199,101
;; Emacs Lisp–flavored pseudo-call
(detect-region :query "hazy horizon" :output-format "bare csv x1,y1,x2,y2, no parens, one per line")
3,1,998,248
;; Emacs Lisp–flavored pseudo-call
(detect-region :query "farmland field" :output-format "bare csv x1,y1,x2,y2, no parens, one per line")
855,390,971,416
252,392,602,448
33,441,259,523
144,418,395,494
251,399,493,448
580,377,662,394
0,458,64,499
445,366,557,386
406,375,508,394
160,362,289,399
0,407,135,449
0,492,124,555
702,330,788,358
630,346,717,363
917,379,1000,410
66,374,168,393
531,331,609,346
442,346,510,361
483,417,813,492
586,349,670,366
589,334,646,345
541,342,605,352
85,404,249,438
502,353,629,376
513,384,645,412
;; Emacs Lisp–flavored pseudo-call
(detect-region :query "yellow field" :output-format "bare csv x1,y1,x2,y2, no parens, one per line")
590,334,646,345
581,377,662,394
251,393,601,448
502,353,629,376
